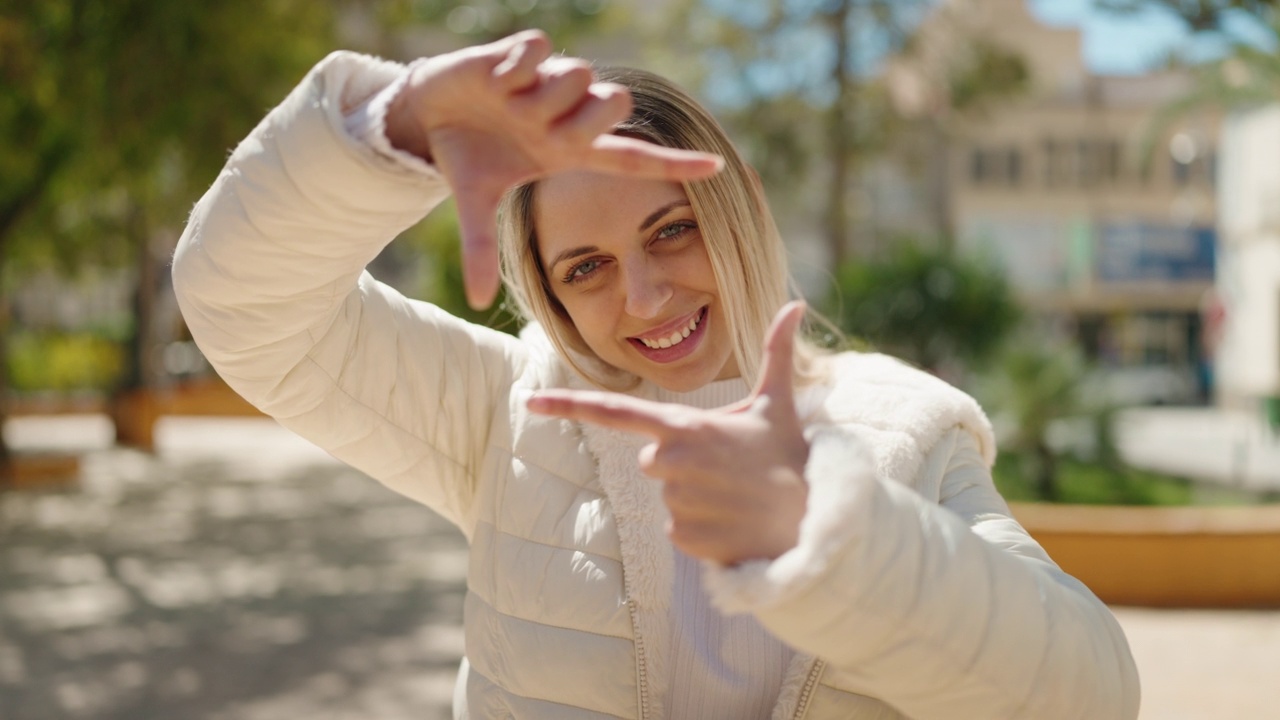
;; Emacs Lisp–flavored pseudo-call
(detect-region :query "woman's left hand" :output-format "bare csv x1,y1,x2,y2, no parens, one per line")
528,302,810,566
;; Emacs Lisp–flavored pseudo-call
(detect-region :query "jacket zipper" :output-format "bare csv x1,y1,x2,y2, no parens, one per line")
627,598,651,720
791,659,825,720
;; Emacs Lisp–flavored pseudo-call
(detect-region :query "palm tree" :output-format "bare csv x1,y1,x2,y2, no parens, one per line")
1134,8,1280,162
978,340,1118,501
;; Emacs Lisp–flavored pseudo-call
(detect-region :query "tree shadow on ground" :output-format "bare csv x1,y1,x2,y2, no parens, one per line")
0,450,468,720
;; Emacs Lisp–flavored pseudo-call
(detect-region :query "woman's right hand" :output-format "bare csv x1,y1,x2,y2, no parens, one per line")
384,30,723,310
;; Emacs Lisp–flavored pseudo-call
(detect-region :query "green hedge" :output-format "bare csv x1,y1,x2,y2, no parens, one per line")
991,453,1277,506
7,331,125,392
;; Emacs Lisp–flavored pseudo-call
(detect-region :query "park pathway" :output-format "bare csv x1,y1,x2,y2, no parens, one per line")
3,415,1279,719
1,417,464,720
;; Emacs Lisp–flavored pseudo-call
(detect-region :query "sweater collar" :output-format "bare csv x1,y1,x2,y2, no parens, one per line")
648,376,751,410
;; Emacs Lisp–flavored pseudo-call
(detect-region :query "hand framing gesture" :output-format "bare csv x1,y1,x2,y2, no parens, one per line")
528,302,811,566
384,30,725,309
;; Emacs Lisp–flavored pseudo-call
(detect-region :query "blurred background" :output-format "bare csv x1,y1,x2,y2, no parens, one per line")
2,0,1279,718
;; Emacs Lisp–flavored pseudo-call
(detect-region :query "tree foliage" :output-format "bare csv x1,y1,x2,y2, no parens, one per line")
368,0,619,48
652,0,1027,265
655,0,932,264
943,37,1032,114
830,241,1020,372
1095,1,1280,166
0,0,335,273
979,340,1092,501
975,337,1134,502
0,0,336,466
1097,0,1278,32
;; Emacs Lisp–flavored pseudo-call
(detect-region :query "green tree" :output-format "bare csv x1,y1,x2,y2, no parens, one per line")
397,198,522,332
892,34,1031,241
979,341,1093,501
380,0,616,44
1095,1,1280,163
975,338,1132,503
655,0,930,267
1097,0,1278,32
830,241,1020,373
652,1,1027,264
1,1,630,474
0,0,335,470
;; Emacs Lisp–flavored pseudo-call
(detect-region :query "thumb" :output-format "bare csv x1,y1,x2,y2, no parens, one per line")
455,185,504,310
751,300,807,411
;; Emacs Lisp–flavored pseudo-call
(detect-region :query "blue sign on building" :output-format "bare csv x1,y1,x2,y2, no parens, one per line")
1096,223,1216,283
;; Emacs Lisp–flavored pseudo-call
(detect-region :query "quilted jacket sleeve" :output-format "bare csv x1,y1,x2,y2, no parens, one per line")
704,427,1141,719
171,51,525,531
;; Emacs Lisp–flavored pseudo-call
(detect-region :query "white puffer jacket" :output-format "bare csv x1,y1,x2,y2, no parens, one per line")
172,51,1140,719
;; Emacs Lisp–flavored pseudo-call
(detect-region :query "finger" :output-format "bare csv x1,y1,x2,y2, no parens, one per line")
549,82,633,146
751,300,807,408
667,520,728,563
455,186,504,310
491,30,553,92
585,134,724,181
527,389,679,438
638,442,660,475
661,480,727,519
509,57,595,123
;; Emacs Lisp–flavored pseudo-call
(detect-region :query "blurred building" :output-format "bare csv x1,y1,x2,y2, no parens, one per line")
1217,105,1280,414
332,0,1230,410
889,0,1219,404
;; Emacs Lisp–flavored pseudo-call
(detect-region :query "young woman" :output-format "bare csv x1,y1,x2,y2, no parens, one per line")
173,30,1139,720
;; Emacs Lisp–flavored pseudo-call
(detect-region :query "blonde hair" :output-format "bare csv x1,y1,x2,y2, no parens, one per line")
498,66,827,390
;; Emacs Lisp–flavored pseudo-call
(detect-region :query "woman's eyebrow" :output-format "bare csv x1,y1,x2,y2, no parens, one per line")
546,199,692,270
548,245,598,271
638,200,692,232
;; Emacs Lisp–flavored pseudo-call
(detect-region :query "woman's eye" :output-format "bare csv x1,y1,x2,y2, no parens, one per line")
656,220,696,241
563,259,602,284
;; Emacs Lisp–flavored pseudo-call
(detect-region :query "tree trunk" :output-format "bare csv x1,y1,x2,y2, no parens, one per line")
0,142,70,479
114,202,161,448
0,288,11,479
1033,442,1058,502
927,117,955,247
823,1,855,269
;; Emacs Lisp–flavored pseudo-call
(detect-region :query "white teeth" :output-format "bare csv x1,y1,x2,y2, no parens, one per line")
638,310,702,350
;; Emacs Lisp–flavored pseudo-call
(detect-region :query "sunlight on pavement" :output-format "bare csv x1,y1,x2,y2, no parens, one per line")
1,417,466,720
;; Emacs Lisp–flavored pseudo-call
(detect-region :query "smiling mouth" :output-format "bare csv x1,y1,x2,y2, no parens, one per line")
632,307,706,349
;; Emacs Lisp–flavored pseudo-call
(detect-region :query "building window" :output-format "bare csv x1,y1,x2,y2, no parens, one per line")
1077,139,1095,187
969,145,1023,187
1103,140,1122,183
1008,148,1023,186
970,148,988,184
1042,139,1059,187
1042,137,1126,188
1172,156,1192,186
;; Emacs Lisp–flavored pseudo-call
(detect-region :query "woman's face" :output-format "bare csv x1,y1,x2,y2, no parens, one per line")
535,170,739,392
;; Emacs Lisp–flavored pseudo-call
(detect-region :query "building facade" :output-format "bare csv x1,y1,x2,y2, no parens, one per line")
1217,105,1280,415
936,0,1219,403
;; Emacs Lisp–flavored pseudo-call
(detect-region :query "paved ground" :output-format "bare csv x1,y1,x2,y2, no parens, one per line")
1114,607,1280,720
3,415,1279,719
2,417,464,720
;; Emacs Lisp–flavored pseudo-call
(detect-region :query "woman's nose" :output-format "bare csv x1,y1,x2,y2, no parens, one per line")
622,259,673,319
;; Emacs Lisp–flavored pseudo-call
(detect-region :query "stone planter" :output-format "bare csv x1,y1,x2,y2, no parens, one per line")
0,454,81,489
1010,501,1280,608
112,379,262,449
